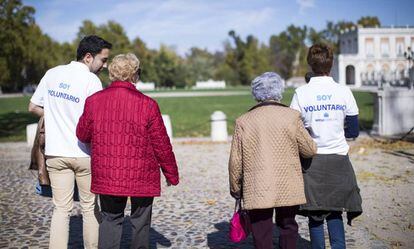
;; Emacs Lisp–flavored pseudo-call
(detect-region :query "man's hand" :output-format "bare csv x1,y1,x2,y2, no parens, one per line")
166,179,172,187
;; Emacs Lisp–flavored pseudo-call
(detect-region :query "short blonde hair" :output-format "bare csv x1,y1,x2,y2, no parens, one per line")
108,53,140,82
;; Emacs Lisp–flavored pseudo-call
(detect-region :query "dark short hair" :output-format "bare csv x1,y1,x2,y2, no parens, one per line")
307,43,333,75
76,35,112,61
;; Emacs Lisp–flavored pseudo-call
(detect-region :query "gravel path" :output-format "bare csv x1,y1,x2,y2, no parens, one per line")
1,137,413,248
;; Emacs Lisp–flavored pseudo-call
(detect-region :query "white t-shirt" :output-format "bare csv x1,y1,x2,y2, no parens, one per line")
30,61,103,157
290,76,358,155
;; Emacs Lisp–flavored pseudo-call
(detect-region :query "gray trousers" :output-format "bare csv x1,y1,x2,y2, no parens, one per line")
98,195,154,249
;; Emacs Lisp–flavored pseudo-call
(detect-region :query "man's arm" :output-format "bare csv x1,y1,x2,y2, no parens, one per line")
28,102,44,117
29,70,48,117
76,98,93,143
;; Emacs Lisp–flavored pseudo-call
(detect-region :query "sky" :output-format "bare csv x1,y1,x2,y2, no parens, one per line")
23,0,414,55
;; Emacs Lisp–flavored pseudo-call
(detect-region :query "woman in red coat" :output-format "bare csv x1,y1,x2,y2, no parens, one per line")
76,53,179,249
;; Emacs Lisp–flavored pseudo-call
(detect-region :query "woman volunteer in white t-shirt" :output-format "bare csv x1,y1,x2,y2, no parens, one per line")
290,44,362,249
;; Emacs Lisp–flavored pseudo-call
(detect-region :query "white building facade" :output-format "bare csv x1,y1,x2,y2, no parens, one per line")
333,26,414,87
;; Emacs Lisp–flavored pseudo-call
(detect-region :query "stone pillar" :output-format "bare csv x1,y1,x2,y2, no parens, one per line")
162,115,173,142
26,123,38,147
210,111,228,142
372,89,414,136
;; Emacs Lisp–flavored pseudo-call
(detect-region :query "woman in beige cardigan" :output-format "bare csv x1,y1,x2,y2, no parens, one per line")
228,72,317,249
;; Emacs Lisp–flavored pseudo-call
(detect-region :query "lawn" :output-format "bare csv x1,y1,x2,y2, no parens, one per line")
141,85,250,93
0,89,375,141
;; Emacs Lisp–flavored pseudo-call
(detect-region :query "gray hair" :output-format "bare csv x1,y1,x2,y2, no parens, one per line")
251,72,285,102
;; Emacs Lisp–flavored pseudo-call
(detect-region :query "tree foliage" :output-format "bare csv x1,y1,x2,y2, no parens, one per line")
224,31,271,85
0,0,74,91
357,16,381,28
184,47,216,86
0,0,35,90
0,0,382,91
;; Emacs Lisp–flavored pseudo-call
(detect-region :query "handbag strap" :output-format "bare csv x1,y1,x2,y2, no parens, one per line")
234,199,239,212
234,198,245,212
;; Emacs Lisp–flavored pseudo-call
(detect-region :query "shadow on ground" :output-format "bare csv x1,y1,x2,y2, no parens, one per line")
68,216,171,249
207,222,311,248
384,150,414,164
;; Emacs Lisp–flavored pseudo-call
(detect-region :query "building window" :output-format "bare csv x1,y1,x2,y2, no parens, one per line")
366,64,374,73
380,38,389,57
396,37,405,57
396,63,405,80
366,64,374,81
381,64,391,81
346,65,355,85
365,38,374,57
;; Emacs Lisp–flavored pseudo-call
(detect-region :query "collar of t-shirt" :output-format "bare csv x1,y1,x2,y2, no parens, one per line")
307,76,335,85
69,61,91,72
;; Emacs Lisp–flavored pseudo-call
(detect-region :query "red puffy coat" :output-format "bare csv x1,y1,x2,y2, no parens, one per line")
76,81,179,197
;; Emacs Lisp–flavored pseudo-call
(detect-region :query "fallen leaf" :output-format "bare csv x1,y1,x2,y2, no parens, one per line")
206,199,216,205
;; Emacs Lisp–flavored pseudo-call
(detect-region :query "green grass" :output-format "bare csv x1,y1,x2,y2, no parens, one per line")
0,89,375,141
155,94,256,137
141,85,250,93
352,91,375,131
0,96,38,142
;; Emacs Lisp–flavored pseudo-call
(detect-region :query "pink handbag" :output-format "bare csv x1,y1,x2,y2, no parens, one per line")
229,199,250,243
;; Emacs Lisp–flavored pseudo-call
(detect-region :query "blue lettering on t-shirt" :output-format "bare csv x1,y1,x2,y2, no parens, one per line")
303,104,346,113
48,89,80,103
316,95,332,101
59,82,71,90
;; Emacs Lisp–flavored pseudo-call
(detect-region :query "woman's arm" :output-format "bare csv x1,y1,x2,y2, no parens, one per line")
344,115,359,138
228,122,243,199
148,101,179,185
76,98,93,143
296,116,317,158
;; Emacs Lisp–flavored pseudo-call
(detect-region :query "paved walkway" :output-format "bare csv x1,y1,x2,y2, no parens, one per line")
1,138,413,248
0,93,24,98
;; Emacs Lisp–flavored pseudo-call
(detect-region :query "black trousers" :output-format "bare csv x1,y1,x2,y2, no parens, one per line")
99,195,154,249
249,205,299,249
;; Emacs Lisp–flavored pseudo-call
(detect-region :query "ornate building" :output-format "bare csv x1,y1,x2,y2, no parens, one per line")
332,26,414,87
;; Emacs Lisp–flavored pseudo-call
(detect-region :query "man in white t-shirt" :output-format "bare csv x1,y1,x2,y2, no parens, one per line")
28,35,112,249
